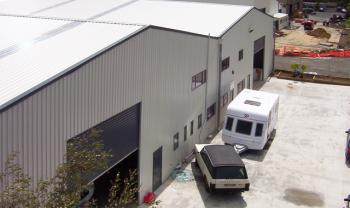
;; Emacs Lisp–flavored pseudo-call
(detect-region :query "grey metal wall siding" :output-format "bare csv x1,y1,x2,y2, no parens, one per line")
0,28,220,198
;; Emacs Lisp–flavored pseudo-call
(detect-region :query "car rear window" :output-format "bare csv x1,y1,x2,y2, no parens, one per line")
214,166,247,179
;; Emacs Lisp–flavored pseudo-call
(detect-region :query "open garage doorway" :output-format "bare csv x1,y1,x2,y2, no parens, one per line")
253,36,265,89
68,103,141,206
92,150,138,206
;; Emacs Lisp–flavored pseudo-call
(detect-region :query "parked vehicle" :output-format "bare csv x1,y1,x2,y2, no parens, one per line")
195,144,249,192
304,20,314,30
346,129,350,162
341,8,347,13
319,7,325,12
303,8,316,15
337,6,342,12
222,89,279,150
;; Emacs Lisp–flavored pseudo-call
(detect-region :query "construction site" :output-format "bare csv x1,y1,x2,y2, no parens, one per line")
274,16,350,86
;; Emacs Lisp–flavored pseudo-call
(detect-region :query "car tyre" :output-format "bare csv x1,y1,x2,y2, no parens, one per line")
204,176,213,193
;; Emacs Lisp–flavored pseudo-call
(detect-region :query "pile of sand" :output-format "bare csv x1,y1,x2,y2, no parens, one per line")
307,28,331,39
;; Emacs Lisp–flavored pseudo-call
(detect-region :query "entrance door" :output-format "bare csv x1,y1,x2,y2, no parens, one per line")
254,36,265,82
152,146,162,191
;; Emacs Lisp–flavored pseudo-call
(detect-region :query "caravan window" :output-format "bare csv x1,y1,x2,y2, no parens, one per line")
236,120,252,135
225,117,234,131
255,123,263,137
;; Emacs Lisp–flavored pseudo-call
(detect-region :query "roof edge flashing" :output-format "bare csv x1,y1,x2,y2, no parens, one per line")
218,6,254,38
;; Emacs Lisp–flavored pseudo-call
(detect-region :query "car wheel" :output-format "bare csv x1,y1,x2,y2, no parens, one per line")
204,176,213,193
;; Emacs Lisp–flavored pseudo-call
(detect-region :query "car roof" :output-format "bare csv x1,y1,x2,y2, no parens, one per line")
203,145,244,167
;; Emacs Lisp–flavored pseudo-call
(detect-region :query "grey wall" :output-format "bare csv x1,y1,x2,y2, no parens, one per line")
0,11,273,201
275,56,350,78
0,27,220,200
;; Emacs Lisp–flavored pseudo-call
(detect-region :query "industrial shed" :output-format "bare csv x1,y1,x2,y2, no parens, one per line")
0,0,274,202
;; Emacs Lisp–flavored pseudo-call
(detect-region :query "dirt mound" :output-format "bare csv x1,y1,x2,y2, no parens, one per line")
307,28,331,39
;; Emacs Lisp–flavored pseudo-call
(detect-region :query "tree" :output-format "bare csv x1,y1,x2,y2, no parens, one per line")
107,170,138,208
0,129,139,208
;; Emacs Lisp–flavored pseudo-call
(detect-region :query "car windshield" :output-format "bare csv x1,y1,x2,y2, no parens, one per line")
214,166,247,179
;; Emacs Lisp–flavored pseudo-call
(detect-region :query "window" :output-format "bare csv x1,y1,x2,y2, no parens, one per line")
236,119,253,135
184,126,187,141
247,74,251,89
230,89,234,101
222,93,228,106
239,49,244,61
221,57,230,71
173,133,179,150
237,79,245,94
244,100,261,106
255,123,263,137
225,117,234,131
190,120,194,135
215,166,248,179
198,114,202,129
207,103,216,120
191,70,207,90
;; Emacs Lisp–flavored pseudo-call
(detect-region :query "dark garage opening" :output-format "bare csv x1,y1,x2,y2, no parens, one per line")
92,150,138,206
69,103,141,206
253,36,265,88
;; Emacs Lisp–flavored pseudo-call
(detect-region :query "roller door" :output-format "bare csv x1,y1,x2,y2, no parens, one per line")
69,103,140,181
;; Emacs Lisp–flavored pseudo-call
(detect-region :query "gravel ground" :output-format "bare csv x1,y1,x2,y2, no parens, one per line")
275,23,342,51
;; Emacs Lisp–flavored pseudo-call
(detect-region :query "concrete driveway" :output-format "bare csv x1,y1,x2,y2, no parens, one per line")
149,78,350,208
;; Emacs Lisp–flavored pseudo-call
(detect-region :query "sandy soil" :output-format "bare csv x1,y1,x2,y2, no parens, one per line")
275,22,342,51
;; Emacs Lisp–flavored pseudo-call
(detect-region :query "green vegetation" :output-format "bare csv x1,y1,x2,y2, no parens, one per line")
346,19,350,27
0,129,139,208
291,64,307,78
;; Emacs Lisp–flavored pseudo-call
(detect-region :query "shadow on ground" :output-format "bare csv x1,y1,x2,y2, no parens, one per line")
240,130,276,162
191,162,247,208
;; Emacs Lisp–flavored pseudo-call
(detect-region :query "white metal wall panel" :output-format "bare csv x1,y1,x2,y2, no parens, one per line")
0,28,220,200
220,9,274,123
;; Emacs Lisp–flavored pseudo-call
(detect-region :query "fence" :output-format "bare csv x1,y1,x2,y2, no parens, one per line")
275,55,350,79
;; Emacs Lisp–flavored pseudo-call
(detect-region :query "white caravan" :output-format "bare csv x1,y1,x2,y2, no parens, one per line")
222,89,279,150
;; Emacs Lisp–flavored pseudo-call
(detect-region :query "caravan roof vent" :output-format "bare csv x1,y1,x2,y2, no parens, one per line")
244,100,261,106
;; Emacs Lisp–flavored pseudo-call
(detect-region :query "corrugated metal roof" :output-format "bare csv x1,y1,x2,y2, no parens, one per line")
0,0,253,37
0,0,256,110
0,16,144,110
96,0,253,37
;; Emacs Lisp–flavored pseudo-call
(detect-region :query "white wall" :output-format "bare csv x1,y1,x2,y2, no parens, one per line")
219,9,274,123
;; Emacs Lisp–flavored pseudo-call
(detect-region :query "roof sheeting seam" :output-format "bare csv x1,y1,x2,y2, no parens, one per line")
29,0,78,15
0,13,146,26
